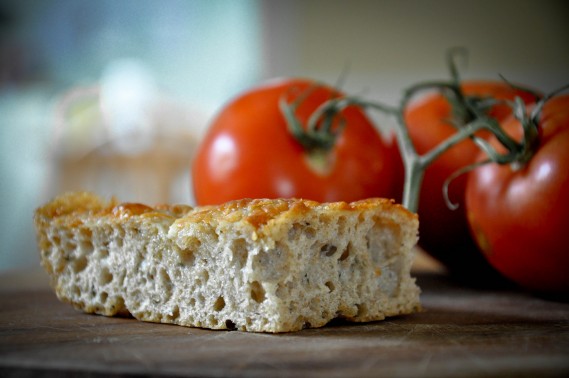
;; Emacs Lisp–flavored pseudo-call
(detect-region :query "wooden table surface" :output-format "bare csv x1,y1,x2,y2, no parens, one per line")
1,266,568,378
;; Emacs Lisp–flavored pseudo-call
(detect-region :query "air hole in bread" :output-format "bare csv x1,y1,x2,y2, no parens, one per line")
64,241,76,252
79,227,93,239
338,243,351,261
213,296,225,311
275,281,291,299
100,267,113,285
110,226,124,247
356,303,368,317
305,226,316,239
97,248,109,259
337,216,347,235
325,281,335,292
71,285,80,297
114,296,127,314
159,268,171,288
100,291,108,303
79,240,93,254
39,238,51,251
197,293,205,304
208,315,218,326
178,248,195,266
51,235,61,246
72,255,88,273
231,238,248,267
320,244,337,257
288,222,316,240
225,319,236,330
288,223,302,241
171,305,180,320
115,225,125,239
318,213,332,224
201,270,209,283
250,281,266,303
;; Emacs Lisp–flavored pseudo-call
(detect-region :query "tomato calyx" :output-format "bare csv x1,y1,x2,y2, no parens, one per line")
279,84,346,153
442,85,569,210
441,50,540,130
278,83,351,176
514,84,569,164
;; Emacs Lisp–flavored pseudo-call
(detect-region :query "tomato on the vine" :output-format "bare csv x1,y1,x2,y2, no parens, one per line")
466,94,569,294
404,81,538,280
192,78,402,206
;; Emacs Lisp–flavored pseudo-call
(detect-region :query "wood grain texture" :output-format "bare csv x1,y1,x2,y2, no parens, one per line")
1,270,568,377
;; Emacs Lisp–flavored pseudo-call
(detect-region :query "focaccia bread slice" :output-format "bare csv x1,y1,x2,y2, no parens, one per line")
34,192,421,333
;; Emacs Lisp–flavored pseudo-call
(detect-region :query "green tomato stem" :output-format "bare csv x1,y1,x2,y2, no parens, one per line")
307,91,529,214
281,69,553,215
401,157,424,214
395,110,497,213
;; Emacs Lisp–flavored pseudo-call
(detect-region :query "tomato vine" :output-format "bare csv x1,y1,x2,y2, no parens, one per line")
284,50,543,214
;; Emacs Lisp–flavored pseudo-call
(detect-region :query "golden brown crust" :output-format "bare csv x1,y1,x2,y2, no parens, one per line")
34,192,116,219
179,197,417,230
35,192,193,224
37,193,417,232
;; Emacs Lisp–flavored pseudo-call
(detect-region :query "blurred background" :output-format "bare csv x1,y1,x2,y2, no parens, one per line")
1,0,568,272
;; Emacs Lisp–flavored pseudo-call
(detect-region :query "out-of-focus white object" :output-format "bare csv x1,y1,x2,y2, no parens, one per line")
49,60,206,205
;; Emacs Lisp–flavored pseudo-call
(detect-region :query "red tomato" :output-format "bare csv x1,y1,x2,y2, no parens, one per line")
404,81,538,281
466,94,569,294
192,78,402,205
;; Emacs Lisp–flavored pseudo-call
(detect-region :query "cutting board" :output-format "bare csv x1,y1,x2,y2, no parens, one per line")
1,269,568,377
